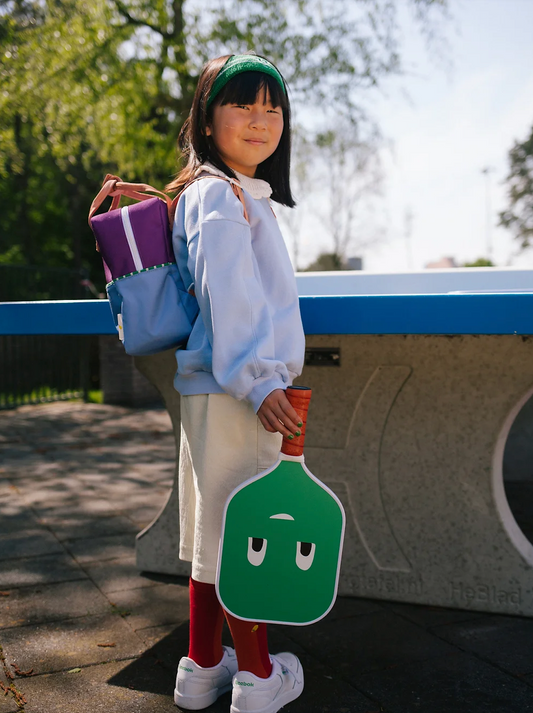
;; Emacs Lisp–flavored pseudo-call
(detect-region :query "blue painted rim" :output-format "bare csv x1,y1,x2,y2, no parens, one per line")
1,294,533,336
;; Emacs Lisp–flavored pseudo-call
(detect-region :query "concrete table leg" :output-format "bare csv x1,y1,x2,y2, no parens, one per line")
133,349,190,578
133,334,533,616
303,334,533,616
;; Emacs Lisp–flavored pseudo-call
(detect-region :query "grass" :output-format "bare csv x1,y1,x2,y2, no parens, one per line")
0,387,104,409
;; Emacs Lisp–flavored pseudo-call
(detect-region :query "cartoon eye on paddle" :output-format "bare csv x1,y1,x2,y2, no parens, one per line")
247,537,267,566
296,541,316,570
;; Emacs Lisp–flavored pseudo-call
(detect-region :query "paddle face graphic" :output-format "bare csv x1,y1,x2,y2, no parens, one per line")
217,456,345,625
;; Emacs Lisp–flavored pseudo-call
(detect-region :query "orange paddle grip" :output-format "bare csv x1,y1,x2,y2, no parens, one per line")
281,386,312,457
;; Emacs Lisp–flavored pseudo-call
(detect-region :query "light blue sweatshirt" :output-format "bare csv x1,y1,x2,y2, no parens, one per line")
172,165,305,413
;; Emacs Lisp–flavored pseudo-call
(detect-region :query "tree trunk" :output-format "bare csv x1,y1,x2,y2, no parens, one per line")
13,114,33,264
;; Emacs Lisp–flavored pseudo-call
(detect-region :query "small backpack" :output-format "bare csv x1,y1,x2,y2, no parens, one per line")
88,172,248,356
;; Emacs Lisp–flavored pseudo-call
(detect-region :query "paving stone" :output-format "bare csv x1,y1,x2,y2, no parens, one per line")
0,481,19,499
0,580,110,629
4,402,533,713
9,461,79,483
0,695,20,713
138,571,189,587
109,583,189,631
322,595,386,622
17,483,89,513
282,652,376,712
383,600,485,629
12,658,179,713
266,626,379,712
0,507,39,534
39,514,138,541
355,651,533,713
32,499,119,518
433,615,533,676
63,533,135,564
136,619,237,671
282,608,457,676
22,482,171,515
0,669,21,713
0,529,64,561
0,446,39,468
0,431,24,444
0,553,87,588
134,622,189,670
84,556,162,594
1,614,144,675
15,460,60,479
135,621,376,713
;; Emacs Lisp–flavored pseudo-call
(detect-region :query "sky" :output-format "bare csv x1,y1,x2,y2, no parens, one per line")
289,0,533,272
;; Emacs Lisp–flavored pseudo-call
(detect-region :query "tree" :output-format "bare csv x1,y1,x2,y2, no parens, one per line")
303,252,349,271
499,124,533,250
278,123,385,270
312,125,384,265
276,127,314,269
462,258,494,268
0,0,448,283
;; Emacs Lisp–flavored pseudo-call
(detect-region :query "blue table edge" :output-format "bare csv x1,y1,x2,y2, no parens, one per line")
1,294,533,336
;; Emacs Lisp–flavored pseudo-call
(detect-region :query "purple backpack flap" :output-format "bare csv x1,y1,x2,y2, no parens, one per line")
89,175,174,282
88,174,198,356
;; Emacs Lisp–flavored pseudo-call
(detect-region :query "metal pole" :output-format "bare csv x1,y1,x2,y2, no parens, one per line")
481,167,495,261
404,206,414,270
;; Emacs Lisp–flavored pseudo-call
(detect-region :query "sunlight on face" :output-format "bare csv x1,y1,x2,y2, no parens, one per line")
206,88,284,178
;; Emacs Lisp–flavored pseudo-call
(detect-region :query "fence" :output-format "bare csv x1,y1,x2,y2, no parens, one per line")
0,264,89,302
0,334,94,409
0,265,98,409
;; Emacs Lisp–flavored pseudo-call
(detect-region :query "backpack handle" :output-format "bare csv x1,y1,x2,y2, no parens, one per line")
88,173,172,226
90,173,249,230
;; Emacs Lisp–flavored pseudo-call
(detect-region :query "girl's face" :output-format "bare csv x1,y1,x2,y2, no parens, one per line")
206,88,284,178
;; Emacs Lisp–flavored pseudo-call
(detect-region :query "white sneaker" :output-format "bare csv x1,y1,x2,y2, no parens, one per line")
174,645,238,710
230,653,304,713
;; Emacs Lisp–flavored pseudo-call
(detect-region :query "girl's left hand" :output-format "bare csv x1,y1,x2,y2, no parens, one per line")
257,389,302,438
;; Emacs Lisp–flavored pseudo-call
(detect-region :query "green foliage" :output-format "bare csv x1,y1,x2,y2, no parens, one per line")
304,252,348,271
462,258,495,267
0,0,448,288
499,124,533,250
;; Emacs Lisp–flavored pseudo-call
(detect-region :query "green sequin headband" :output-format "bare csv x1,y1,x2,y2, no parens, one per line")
206,55,287,108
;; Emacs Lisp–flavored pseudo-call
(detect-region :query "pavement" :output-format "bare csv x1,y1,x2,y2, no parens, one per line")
1,402,533,713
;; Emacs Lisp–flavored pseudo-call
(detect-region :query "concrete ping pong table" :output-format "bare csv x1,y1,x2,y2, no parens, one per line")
2,267,533,616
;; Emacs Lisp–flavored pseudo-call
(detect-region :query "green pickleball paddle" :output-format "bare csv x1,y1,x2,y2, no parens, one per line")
216,386,345,626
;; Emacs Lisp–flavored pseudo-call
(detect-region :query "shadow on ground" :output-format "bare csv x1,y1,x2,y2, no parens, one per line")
2,403,533,713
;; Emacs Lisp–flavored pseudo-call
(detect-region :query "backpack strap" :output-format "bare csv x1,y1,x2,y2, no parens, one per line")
169,174,250,230
88,173,172,226
89,172,249,233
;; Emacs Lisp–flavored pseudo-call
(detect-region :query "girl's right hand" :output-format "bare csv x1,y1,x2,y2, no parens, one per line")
257,389,302,438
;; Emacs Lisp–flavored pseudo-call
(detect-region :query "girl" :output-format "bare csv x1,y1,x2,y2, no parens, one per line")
167,53,306,713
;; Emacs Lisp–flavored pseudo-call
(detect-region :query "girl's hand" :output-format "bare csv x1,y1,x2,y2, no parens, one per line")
257,389,302,438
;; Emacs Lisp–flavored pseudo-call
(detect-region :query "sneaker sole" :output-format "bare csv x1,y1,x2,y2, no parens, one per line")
174,682,232,710
229,675,304,713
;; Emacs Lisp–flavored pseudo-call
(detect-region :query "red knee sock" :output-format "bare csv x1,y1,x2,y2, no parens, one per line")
188,578,224,668
224,611,272,679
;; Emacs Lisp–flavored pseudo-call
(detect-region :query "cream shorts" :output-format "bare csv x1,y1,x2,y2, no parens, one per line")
179,392,282,584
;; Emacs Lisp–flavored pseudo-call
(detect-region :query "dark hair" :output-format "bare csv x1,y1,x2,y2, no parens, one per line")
166,55,295,207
